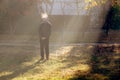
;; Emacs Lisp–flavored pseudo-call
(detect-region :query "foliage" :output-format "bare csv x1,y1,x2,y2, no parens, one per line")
110,5,120,30
103,5,120,30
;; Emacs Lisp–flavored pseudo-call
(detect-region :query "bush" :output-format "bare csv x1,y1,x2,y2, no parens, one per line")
110,5,120,30
103,5,120,30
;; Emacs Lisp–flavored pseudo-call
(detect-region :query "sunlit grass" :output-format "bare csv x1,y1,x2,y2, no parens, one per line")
0,71,13,78
0,44,119,80
0,45,91,80
11,58,90,80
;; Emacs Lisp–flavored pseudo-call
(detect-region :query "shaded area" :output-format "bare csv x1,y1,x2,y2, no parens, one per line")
69,44,120,80
101,5,120,40
91,44,120,80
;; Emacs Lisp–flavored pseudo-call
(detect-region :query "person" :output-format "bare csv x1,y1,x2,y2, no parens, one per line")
39,13,51,60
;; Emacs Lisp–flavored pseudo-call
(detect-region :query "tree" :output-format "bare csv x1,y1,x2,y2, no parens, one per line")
110,5,120,30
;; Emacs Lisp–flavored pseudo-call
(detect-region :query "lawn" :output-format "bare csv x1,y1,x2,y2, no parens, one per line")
0,44,119,80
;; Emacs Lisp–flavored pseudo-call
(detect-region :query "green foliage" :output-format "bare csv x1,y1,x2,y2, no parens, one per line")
110,5,120,30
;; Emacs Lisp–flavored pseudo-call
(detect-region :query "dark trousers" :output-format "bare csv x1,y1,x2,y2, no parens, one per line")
40,37,49,59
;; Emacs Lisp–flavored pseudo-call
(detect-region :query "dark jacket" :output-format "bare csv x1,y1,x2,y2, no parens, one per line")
39,21,51,38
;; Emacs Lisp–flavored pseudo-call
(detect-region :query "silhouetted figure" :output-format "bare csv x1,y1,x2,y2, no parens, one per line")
39,15,51,60
102,7,113,36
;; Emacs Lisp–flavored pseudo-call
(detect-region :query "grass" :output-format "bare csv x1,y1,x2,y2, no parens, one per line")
0,44,119,80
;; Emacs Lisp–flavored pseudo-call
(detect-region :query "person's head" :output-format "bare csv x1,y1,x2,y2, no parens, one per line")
41,13,48,21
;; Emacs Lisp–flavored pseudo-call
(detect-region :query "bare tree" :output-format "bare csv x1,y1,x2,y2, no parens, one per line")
37,0,54,15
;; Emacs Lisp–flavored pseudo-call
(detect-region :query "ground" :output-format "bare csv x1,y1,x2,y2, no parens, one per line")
0,43,120,80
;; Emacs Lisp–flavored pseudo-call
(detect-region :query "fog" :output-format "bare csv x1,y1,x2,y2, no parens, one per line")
0,0,111,43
